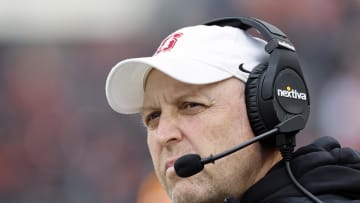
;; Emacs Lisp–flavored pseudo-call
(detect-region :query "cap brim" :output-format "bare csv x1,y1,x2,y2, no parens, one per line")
105,55,233,114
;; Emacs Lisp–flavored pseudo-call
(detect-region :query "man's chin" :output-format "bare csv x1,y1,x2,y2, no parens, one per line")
169,180,222,203
169,180,201,203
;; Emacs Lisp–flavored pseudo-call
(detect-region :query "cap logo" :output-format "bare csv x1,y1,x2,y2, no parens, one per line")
154,32,183,55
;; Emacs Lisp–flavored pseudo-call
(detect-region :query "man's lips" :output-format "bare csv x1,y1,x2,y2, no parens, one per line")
164,153,197,176
165,158,177,171
165,156,187,177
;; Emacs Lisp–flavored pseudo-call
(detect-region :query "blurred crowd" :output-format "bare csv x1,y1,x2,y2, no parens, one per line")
0,1,359,203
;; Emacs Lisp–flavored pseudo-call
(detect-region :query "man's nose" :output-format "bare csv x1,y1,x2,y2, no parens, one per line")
155,114,183,146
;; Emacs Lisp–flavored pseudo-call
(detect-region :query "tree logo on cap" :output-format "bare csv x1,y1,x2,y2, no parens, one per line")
154,32,183,55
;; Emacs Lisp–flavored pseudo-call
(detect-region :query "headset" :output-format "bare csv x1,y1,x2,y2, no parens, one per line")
205,17,310,148
204,17,323,203
175,17,321,202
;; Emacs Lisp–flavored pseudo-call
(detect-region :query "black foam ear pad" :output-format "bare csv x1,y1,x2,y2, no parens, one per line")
245,63,270,139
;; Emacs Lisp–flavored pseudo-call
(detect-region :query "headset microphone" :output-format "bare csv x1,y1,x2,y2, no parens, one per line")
174,115,305,178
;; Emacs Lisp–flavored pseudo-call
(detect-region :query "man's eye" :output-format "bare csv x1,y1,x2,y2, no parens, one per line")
179,102,207,115
145,111,161,126
181,102,201,109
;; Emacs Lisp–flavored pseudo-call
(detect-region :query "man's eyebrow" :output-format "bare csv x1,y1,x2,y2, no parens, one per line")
140,87,212,112
139,106,155,115
139,105,161,119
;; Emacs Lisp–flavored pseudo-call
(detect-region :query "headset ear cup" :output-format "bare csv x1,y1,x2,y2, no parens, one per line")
245,64,269,137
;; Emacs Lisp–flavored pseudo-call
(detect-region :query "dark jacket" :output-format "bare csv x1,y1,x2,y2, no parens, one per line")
225,136,360,203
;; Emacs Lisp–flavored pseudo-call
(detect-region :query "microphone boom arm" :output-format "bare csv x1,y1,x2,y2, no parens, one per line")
201,128,278,165
201,115,304,165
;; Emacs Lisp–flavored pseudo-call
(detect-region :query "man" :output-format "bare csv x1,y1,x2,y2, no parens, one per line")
105,17,360,203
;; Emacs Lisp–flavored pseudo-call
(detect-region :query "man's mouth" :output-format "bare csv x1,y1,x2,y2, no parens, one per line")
165,158,176,171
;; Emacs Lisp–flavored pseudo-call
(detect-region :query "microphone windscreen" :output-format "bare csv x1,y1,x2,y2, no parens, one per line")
174,154,204,178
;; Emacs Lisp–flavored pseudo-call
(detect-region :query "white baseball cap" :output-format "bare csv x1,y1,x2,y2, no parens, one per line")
105,25,269,114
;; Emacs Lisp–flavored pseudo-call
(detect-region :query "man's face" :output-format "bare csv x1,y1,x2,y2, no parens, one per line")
142,70,269,203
